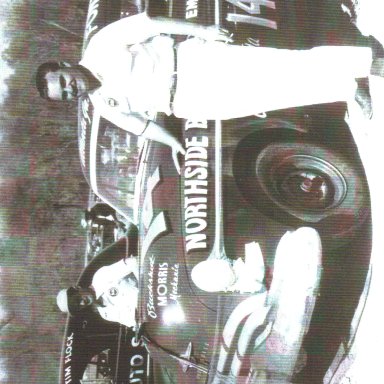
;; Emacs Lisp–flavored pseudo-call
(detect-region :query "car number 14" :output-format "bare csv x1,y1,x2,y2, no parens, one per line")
225,0,277,29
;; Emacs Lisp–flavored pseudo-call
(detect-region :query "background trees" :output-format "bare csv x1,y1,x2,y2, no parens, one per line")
0,1,90,382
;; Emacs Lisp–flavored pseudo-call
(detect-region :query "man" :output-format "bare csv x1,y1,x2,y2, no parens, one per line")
56,256,139,328
36,13,384,138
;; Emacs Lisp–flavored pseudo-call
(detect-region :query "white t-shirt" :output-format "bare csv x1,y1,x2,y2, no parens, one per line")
92,257,139,327
79,13,175,135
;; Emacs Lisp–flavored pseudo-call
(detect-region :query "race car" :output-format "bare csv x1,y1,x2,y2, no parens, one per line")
59,0,373,383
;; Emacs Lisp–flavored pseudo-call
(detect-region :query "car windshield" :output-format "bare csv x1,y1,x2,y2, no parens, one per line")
89,115,146,223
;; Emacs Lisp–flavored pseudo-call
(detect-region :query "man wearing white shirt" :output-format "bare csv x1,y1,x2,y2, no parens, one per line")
56,257,139,328
36,13,383,138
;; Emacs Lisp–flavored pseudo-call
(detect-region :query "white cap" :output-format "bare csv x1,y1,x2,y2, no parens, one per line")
56,289,70,313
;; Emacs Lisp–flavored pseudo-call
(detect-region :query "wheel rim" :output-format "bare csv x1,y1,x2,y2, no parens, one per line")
255,143,355,223
270,155,347,212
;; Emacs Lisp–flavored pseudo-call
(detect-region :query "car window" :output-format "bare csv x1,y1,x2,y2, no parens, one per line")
92,118,146,223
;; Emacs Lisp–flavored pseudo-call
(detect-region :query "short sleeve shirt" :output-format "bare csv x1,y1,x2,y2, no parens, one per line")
79,25,175,135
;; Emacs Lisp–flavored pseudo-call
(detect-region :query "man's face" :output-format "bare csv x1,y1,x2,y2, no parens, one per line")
45,66,89,101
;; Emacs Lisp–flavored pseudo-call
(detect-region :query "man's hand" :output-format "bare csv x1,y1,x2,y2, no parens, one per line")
172,143,186,175
141,120,185,175
200,26,233,43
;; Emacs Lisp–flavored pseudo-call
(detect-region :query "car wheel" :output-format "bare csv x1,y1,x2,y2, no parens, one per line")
234,127,370,249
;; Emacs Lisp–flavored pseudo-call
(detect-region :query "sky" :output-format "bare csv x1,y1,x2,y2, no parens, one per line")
0,3,14,105
0,13,11,373
0,15,12,103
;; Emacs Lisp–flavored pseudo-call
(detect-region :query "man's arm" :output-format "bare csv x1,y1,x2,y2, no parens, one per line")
143,120,185,174
142,120,185,155
99,108,185,164
97,303,136,328
107,111,184,153
92,12,232,47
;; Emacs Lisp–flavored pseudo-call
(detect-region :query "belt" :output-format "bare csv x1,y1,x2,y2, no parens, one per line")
170,46,178,108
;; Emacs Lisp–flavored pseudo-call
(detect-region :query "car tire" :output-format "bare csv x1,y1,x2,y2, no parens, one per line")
233,126,370,250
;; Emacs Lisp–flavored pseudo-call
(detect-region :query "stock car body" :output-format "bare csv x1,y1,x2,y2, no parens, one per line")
59,1,373,383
